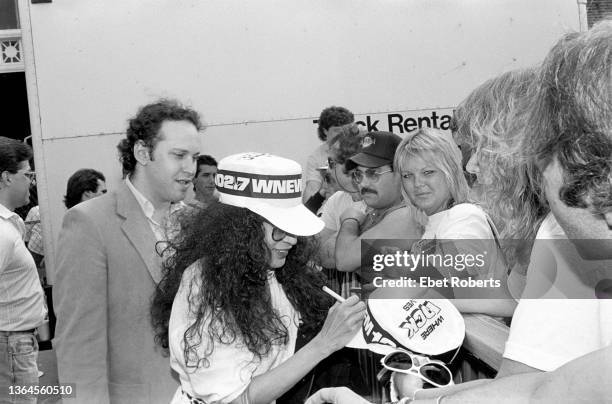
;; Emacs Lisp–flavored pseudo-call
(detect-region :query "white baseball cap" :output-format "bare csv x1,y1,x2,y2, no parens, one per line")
216,152,324,236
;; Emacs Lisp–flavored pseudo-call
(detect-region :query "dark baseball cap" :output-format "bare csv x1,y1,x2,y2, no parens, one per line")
347,131,402,168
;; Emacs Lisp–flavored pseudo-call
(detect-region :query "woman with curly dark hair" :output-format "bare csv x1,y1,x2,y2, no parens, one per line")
152,152,365,404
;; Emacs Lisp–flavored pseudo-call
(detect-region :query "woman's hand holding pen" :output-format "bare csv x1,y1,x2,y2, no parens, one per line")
312,294,366,356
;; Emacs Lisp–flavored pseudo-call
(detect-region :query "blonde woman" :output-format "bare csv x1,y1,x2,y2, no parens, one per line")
394,128,515,316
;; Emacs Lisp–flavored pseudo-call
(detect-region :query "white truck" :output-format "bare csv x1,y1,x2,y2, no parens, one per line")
13,0,587,283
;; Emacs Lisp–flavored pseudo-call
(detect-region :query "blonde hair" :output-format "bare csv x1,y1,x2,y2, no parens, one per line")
523,21,612,216
394,127,470,211
454,68,547,267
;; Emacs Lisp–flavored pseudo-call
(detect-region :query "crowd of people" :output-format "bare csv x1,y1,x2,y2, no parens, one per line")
0,19,610,404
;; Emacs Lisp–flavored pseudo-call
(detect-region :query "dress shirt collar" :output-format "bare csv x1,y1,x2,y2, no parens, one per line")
124,177,184,225
125,177,156,222
0,202,16,220
0,202,25,239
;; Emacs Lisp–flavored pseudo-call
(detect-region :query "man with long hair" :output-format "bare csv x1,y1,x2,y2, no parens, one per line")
307,20,612,404
422,19,612,404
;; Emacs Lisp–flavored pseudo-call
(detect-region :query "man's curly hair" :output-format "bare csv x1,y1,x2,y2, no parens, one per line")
329,123,365,167
117,99,203,177
317,106,354,141
151,203,332,369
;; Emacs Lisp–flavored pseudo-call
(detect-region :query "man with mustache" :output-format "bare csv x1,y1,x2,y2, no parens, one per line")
335,131,421,277
308,19,612,404
54,100,203,404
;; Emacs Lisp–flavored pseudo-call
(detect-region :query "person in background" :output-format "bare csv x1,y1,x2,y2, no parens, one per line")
151,152,365,404
303,106,355,203
312,125,372,399
317,123,366,275
192,155,218,209
25,169,106,269
13,167,37,221
452,68,545,297
24,207,44,268
54,99,203,404
412,19,612,404
304,167,341,214
305,18,612,404
63,168,107,209
0,137,47,404
335,131,421,277
455,66,612,380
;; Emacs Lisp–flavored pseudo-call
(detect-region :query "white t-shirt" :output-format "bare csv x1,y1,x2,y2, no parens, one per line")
421,203,502,278
304,143,329,189
503,213,612,371
422,203,491,240
169,263,299,403
320,191,367,232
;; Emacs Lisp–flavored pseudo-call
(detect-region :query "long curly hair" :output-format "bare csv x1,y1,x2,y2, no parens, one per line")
454,68,548,268
151,203,332,369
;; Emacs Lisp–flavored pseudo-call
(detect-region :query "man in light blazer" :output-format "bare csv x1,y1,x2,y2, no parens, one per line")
54,100,203,404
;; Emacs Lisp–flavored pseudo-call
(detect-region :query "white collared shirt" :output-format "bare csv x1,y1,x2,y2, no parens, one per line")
124,177,184,242
0,203,47,331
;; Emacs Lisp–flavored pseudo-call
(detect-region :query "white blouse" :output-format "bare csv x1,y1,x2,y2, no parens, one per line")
169,262,299,403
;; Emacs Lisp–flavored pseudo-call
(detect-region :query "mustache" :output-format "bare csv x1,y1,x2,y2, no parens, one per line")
360,187,377,195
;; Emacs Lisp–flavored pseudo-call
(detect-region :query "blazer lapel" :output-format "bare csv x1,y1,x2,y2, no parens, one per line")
116,183,163,284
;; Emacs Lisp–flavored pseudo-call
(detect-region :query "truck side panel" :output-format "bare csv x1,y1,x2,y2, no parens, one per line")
19,0,580,282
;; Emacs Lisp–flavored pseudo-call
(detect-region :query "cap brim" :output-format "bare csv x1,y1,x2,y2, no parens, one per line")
347,329,399,356
347,297,465,356
348,152,392,168
248,202,324,236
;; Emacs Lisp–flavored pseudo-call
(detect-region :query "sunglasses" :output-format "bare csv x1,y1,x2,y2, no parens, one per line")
351,168,393,184
380,349,454,388
265,221,298,242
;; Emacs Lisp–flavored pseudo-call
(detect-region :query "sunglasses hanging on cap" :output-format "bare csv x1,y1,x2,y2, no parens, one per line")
380,349,454,388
